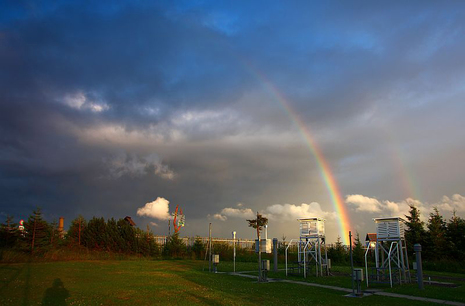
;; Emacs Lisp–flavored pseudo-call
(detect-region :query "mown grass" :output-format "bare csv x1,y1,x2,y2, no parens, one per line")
0,248,150,263
0,260,456,305
220,261,465,303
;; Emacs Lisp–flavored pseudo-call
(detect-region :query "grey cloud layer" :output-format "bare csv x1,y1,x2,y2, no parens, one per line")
1,1,465,240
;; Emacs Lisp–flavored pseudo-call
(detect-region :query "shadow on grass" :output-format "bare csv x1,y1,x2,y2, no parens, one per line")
0,263,24,293
0,260,33,306
42,278,69,306
186,292,224,306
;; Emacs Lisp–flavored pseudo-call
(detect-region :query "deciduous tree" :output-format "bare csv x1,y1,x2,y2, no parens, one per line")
247,212,268,282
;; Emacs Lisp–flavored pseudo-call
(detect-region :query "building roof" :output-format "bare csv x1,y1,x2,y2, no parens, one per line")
297,217,325,222
365,233,377,242
124,216,136,226
373,217,406,223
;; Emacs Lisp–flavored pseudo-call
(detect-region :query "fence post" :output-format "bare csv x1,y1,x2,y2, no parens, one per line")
273,238,278,272
414,244,424,290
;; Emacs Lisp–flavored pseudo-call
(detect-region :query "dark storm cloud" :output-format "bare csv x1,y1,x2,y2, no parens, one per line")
1,1,253,122
1,1,465,240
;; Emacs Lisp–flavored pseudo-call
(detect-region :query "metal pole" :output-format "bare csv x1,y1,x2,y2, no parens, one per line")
324,238,329,276
397,243,401,283
350,231,354,296
365,242,372,287
273,238,278,273
233,231,236,273
318,237,322,277
257,212,261,283
414,244,424,290
209,223,212,273
299,242,308,278
285,245,288,276
388,242,394,288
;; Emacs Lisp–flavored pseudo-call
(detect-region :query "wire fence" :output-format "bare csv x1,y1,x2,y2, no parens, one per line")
153,236,258,249
151,236,349,251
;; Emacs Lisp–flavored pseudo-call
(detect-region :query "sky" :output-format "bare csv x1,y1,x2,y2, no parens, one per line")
1,0,465,244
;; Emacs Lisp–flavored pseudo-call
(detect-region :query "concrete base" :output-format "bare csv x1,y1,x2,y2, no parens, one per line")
345,292,372,298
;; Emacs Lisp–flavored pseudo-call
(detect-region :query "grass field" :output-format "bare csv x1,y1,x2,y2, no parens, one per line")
223,262,465,304
0,260,463,305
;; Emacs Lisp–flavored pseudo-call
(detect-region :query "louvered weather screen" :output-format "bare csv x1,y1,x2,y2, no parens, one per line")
374,217,405,240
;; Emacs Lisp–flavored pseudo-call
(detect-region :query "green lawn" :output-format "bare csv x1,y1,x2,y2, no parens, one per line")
223,262,465,304
0,260,460,305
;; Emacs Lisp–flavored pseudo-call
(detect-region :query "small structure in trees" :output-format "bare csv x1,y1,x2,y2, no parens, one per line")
365,233,377,248
124,216,136,227
365,217,411,287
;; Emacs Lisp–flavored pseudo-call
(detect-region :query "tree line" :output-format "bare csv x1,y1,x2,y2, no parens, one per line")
404,205,465,262
0,208,234,261
326,205,465,267
1,205,464,266
0,208,160,257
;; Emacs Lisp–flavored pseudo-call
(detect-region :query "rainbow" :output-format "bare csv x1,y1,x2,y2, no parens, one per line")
385,131,422,202
243,62,351,244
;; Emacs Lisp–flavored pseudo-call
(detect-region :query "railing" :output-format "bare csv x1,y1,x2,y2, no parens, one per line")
364,242,372,287
303,240,312,278
285,239,299,276
388,242,397,288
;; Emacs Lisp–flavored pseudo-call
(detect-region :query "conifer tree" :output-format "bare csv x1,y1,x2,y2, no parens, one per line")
49,219,60,247
106,218,123,252
191,236,206,259
404,204,425,255
163,233,187,258
426,207,447,260
353,232,364,266
446,211,465,260
117,218,137,253
66,216,86,247
0,215,19,248
328,236,347,264
82,217,106,250
136,227,159,257
24,208,50,252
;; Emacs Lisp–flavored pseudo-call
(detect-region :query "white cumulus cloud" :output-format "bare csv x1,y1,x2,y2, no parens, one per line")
265,202,336,221
345,193,465,221
346,194,382,212
436,194,465,213
213,214,228,221
383,198,423,217
221,207,255,218
211,206,255,221
346,194,423,217
211,202,336,223
137,197,171,220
